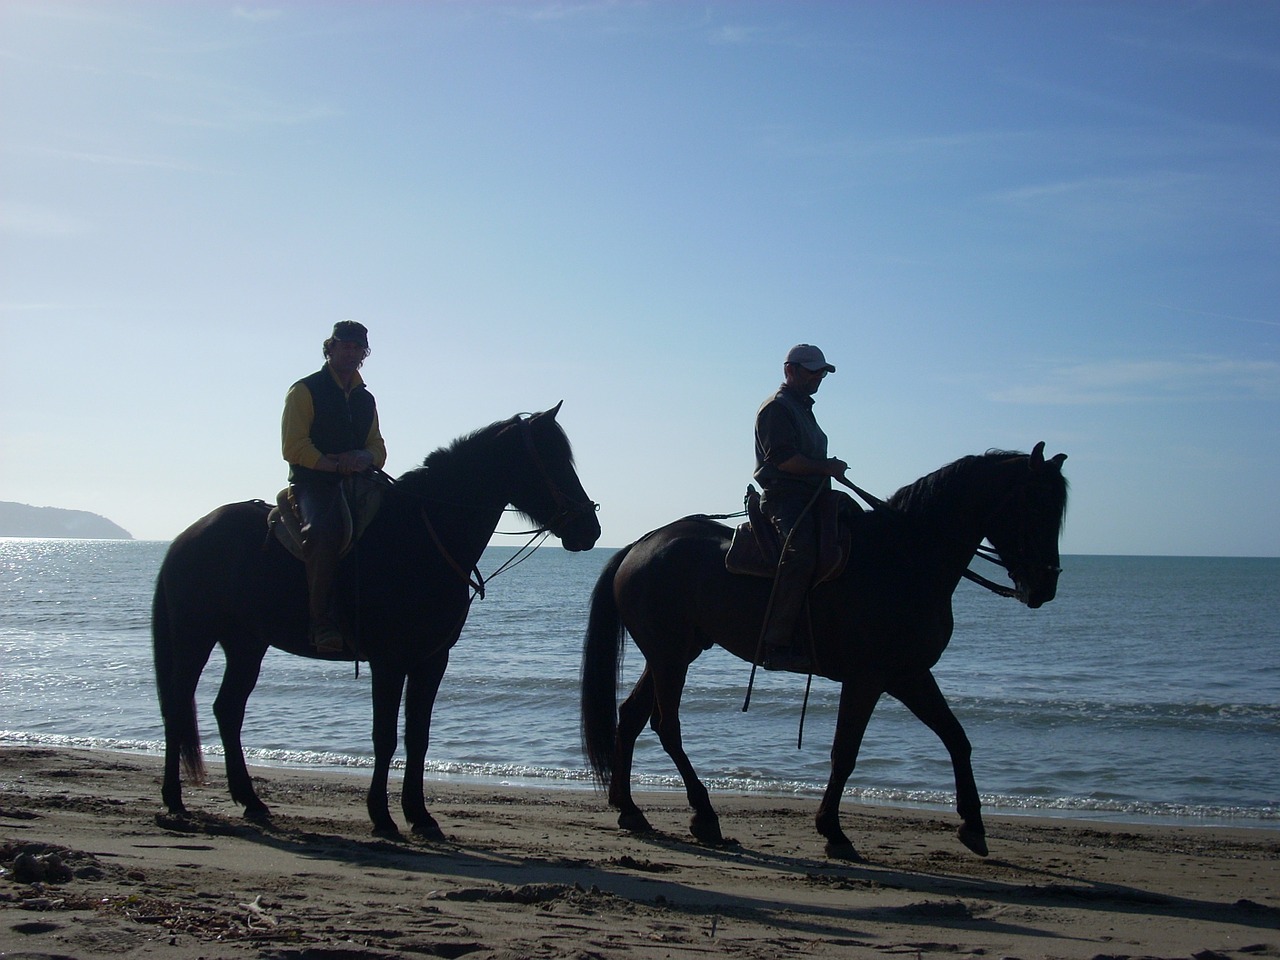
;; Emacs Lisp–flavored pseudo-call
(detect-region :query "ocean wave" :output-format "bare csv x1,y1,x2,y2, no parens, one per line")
946,696,1279,726
3,730,1275,829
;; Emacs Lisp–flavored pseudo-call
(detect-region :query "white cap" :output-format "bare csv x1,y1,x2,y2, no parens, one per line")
785,343,835,373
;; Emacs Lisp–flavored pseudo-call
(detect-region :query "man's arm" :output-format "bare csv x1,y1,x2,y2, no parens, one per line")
775,453,848,478
282,383,340,472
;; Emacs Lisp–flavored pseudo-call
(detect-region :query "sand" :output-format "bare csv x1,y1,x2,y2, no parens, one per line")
1,746,1276,960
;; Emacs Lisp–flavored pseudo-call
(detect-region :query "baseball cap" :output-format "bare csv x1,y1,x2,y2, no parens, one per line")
330,320,369,346
785,343,835,373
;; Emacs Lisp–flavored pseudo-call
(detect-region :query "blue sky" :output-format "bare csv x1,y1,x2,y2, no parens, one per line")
3,1,1277,555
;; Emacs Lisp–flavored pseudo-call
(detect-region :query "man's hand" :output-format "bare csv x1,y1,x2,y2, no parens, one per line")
336,449,374,475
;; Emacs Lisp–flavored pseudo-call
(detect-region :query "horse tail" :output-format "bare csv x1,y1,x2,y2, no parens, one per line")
580,543,635,790
151,568,206,786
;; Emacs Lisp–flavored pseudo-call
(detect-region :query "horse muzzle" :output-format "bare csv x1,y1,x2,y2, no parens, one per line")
1017,563,1062,608
554,501,602,552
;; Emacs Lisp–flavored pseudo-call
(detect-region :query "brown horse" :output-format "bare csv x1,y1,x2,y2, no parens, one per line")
153,405,599,838
581,443,1067,860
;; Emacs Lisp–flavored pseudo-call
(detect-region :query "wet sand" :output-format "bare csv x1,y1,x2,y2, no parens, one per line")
1,746,1276,959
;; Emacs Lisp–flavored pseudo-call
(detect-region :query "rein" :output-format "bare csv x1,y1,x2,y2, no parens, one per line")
417,503,488,600
964,548,1019,599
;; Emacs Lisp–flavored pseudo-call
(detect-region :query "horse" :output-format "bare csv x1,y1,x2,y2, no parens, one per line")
153,403,600,838
580,442,1067,860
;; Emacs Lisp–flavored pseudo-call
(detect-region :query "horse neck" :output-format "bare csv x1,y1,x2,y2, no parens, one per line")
894,456,1018,583
395,453,512,570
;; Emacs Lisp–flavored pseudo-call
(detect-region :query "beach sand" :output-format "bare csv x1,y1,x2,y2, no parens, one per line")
1,746,1276,960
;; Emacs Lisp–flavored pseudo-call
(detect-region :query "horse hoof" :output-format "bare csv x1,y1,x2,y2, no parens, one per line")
412,821,447,843
372,823,402,840
958,824,989,857
824,841,863,861
243,804,272,823
617,811,653,834
155,810,193,831
689,818,724,847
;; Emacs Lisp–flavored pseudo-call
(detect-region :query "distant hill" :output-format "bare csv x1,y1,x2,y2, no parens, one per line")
0,502,133,539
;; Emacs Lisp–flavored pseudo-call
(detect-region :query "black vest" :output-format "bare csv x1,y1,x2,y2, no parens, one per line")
289,367,377,483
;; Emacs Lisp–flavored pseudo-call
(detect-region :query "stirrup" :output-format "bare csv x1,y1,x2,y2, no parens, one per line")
310,622,346,653
761,647,812,673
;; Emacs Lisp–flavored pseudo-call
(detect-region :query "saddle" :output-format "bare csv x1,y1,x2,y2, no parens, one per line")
267,478,384,563
725,486,856,584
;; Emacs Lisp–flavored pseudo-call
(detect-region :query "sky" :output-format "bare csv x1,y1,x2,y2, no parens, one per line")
2,1,1278,556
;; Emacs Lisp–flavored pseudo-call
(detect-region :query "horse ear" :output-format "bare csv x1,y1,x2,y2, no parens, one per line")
1051,452,1067,467
542,400,563,421
1030,441,1046,469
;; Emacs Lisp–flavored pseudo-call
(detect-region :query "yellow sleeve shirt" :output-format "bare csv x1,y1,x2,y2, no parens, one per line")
281,368,387,470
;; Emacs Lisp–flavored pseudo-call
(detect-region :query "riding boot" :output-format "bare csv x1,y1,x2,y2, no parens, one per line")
304,544,345,652
297,480,347,654
759,523,817,672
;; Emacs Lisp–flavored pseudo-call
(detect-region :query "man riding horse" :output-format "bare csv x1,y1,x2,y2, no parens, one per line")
281,320,387,653
753,343,850,672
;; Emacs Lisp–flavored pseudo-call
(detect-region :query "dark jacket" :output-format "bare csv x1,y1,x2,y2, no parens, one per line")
288,367,378,484
753,385,830,498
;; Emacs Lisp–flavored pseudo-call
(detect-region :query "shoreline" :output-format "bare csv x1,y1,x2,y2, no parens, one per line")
4,735,1275,833
2,746,1277,959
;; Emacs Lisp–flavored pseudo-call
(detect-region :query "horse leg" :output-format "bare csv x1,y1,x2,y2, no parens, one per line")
610,666,656,833
161,729,187,815
815,677,883,860
367,665,406,837
159,646,214,815
649,659,724,846
401,655,448,841
888,670,988,856
211,644,270,819
156,634,216,814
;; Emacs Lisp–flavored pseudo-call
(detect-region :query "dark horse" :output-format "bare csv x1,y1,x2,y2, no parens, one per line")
153,404,600,838
581,443,1067,860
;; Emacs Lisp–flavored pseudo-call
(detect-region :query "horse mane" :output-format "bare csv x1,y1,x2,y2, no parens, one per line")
887,449,1068,534
886,450,1017,513
392,413,575,499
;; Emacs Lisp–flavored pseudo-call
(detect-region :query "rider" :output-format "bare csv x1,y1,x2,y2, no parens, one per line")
281,320,387,653
753,343,848,672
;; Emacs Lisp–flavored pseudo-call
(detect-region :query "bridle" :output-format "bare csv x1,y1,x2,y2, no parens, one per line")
511,413,600,537
844,458,1059,601
408,413,599,599
967,462,1063,600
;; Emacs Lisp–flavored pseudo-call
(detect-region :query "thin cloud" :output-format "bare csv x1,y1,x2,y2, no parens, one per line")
1111,32,1280,75
992,357,1280,405
988,170,1200,212
0,301,74,312
232,7,284,24
504,1,630,23
1147,302,1280,329
0,202,92,238
760,128,1033,166
155,100,340,131
29,146,201,173
710,24,769,45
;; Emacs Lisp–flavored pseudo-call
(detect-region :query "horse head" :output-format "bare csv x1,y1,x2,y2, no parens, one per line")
510,403,601,552
985,442,1069,609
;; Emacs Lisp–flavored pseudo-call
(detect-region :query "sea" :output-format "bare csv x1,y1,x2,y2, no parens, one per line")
1,538,1276,830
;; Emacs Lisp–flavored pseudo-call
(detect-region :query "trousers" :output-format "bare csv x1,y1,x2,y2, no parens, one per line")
292,476,347,630
758,487,821,654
